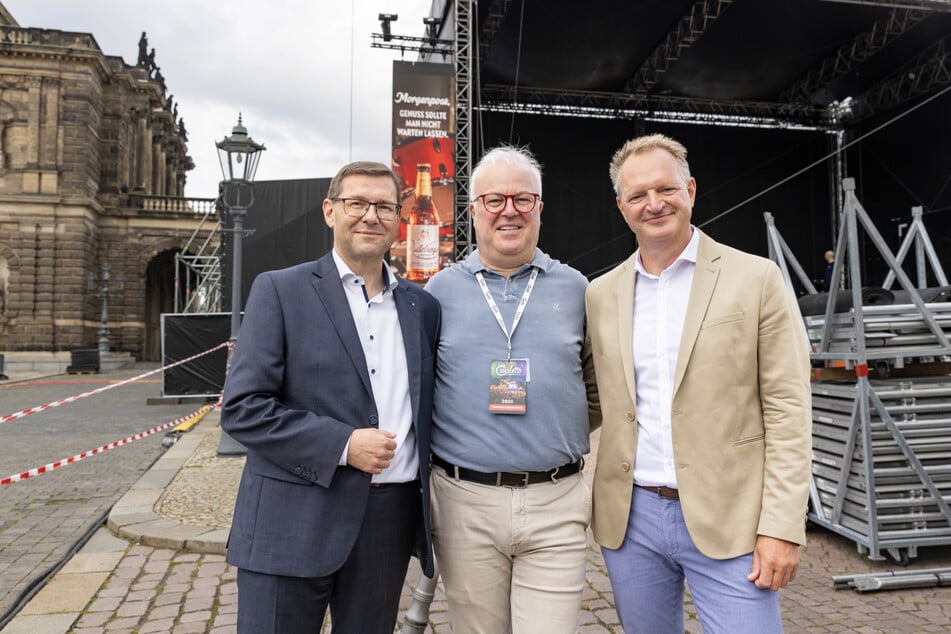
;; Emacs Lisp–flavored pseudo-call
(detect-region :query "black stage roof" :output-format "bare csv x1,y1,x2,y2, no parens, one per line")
415,0,951,285
464,0,951,127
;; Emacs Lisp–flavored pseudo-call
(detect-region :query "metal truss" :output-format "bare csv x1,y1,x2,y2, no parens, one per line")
480,83,830,128
764,211,819,295
818,0,951,10
370,33,453,56
782,7,928,104
454,0,474,261
849,32,951,120
478,0,512,62
626,0,734,93
882,207,949,289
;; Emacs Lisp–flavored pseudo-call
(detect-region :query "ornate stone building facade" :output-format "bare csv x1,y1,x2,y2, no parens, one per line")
0,10,217,363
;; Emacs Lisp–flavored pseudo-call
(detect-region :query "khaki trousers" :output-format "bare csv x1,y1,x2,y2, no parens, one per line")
431,466,591,634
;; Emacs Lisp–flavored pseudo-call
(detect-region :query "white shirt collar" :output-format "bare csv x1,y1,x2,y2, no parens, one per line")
634,226,700,277
331,249,398,295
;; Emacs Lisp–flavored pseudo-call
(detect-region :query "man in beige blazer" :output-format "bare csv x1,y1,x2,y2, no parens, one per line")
586,134,811,633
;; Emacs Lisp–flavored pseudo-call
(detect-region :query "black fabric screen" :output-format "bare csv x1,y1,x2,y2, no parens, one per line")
161,313,231,397
221,178,333,312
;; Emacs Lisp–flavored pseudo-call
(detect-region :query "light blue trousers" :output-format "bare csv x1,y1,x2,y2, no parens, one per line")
601,486,783,634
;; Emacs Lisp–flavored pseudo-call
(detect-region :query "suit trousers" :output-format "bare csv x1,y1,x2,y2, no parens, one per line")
601,486,782,634
430,467,591,634
236,481,421,634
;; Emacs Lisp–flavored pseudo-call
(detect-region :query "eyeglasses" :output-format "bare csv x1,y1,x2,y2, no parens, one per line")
474,192,540,214
333,198,402,221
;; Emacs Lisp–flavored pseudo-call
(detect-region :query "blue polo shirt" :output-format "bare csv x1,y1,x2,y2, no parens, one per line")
425,248,593,472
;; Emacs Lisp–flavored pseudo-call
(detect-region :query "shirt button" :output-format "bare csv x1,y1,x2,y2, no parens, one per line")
370,368,376,374
620,462,631,472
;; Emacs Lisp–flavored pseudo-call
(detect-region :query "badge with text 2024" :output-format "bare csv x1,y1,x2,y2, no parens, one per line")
489,359,528,414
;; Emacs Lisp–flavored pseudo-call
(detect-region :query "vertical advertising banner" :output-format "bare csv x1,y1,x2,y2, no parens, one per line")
390,61,455,283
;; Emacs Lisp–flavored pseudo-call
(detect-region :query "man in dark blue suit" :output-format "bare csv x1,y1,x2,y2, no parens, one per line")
221,161,440,633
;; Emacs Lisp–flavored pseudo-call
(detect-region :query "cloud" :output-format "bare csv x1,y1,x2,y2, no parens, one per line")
5,0,435,197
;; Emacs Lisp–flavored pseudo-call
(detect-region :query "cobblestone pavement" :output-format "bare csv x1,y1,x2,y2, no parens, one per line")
13,518,951,633
154,431,245,531
3,400,951,632
0,366,208,626
69,540,238,634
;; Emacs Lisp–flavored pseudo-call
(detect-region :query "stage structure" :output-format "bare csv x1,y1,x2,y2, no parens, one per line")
400,0,951,277
385,2,951,620
768,178,951,564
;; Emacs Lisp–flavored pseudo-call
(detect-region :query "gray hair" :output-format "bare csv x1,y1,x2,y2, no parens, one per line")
470,145,543,199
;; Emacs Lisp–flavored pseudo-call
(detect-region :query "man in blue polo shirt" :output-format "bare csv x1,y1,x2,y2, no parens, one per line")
425,144,600,633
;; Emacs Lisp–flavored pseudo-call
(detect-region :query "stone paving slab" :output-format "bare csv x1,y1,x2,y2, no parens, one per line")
0,613,77,634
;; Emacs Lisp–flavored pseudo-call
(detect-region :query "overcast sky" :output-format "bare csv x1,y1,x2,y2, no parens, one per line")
7,0,435,198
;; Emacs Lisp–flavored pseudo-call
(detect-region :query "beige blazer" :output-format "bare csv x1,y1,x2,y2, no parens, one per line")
585,231,812,559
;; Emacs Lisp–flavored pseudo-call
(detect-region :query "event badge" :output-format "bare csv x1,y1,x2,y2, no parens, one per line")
489,358,530,414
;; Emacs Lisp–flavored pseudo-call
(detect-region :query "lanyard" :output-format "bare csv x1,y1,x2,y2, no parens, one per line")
475,268,538,360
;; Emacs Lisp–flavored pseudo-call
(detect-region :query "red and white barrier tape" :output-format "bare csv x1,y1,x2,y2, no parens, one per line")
0,404,215,486
1,341,230,426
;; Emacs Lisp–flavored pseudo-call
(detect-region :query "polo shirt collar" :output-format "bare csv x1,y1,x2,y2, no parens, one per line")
460,247,551,277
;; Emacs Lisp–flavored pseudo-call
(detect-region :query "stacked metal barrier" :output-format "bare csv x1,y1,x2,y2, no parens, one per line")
809,376,951,562
803,302,951,363
766,181,951,563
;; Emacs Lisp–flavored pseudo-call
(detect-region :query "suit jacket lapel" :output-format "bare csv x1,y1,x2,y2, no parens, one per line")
311,253,374,397
394,282,421,423
616,253,638,409
673,232,721,396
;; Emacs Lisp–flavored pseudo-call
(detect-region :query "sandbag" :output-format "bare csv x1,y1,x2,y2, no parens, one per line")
890,285,951,305
798,287,895,316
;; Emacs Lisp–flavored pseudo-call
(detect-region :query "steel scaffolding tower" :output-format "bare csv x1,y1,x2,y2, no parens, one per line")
173,199,222,314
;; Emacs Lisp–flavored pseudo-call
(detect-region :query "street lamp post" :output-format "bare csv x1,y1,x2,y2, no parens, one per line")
216,114,265,455
88,262,124,360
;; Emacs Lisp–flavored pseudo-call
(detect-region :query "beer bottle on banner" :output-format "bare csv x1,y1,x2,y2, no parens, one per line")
405,163,441,281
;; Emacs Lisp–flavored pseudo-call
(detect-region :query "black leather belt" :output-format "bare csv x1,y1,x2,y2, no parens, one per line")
432,454,582,487
635,484,680,500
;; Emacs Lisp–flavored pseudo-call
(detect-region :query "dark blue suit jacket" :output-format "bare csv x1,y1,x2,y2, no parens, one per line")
221,252,440,578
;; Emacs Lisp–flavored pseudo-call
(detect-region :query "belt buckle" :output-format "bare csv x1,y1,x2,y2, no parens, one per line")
549,465,560,482
498,471,531,487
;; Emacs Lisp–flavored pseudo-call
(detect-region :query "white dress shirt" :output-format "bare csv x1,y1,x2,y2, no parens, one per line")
333,250,417,484
631,228,699,489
